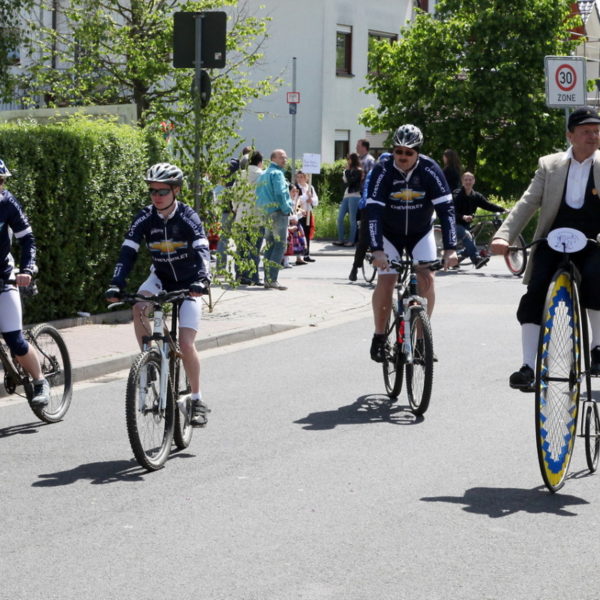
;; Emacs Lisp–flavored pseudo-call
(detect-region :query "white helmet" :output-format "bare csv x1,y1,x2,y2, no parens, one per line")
145,162,183,186
0,159,12,177
392,124,423,149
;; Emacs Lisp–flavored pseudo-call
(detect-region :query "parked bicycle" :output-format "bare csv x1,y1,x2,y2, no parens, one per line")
435,213,527,276
382,254,439,415
0,278,72,423
110,290,195,471
530,228,600,492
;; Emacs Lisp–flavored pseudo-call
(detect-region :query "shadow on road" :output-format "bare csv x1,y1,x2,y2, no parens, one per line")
0,420,48,438
295,394,424,430
421,483,590,517
32,452,195,486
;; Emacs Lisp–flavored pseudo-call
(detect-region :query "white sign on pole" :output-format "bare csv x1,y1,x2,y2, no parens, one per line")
302,153,321,174
545,56,587,108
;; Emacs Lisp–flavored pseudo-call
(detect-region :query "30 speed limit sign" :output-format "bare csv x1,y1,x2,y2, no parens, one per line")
545,56,587,108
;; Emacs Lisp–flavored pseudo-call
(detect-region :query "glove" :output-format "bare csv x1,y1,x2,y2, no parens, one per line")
104,286,122,301
189,280,209,296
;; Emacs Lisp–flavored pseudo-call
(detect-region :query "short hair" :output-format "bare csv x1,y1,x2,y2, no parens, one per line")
249,151,263,166
242,145,252,155
357,138,370,151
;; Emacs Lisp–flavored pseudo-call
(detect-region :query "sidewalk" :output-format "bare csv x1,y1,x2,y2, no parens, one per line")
2,241,369,395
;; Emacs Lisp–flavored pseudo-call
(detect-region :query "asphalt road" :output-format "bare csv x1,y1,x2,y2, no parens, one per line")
1,257,600,600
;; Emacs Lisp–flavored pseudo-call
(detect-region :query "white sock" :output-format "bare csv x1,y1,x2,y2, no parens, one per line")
521,323,540,369
587,309,600,349
191,392,202,402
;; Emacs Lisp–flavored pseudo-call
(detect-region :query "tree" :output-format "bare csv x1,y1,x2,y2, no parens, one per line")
360,0,583,195
0,0,34,102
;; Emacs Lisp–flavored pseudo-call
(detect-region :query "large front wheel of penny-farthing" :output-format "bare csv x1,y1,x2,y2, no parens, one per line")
383,300,404,399
27,324,73,423
126,350,174,471
406,307,434,415
173,356,193,451
585,403,600,473
535,270,581,493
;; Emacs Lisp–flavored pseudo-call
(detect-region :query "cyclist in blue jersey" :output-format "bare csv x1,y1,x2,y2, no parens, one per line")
0,159,50,405
365,125,458,362
105,163,211,426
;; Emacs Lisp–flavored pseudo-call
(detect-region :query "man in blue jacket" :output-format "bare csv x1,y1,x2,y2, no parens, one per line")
256,149,298,290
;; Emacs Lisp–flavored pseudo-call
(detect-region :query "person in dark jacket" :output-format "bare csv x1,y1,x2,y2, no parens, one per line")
334,153,363,247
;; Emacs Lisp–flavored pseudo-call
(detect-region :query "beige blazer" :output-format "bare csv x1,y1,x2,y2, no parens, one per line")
495,149,600,283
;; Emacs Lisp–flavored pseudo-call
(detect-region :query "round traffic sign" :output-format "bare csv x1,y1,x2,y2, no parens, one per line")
555,64,577,92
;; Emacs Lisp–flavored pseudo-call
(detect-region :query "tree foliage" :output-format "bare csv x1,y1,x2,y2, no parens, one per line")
361,0,583,195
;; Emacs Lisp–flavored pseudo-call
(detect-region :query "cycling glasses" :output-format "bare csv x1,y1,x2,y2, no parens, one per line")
148,188,171,197
393,148,416,157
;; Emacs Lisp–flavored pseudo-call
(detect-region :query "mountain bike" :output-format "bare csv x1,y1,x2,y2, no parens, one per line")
111,290,195,471
532,228,599,492
434,213,527,276
0,279,72,423
382,255,439,415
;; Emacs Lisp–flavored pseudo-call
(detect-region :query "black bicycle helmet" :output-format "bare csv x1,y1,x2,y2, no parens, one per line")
145,162,184,186
0,159,12,177
392,124,423,149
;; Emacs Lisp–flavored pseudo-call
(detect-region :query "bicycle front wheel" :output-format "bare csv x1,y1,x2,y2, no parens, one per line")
505,234,527,276
126,350,174,471
585,403,600,473
383,301,404,398
173,357,193,450
27,324,72,423
535,270,581,493
406,307,434,415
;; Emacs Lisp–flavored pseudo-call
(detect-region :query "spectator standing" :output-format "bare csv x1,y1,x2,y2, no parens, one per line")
442,148,463,192
453,171,505,268
239,145,252,170
294,170,319,262
356,138,376,179
334,153,363,247
256,149,298,290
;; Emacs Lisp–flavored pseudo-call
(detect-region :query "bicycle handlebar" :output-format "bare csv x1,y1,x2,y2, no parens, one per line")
108,289,189,310
388,259,443,272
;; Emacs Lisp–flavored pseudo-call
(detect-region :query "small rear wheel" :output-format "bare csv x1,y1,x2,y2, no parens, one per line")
126,350,174,471
173,357,193,450
505,234,527,276
585,403,600,473
383,301,404,398
27,324,72,423
406,307,434,415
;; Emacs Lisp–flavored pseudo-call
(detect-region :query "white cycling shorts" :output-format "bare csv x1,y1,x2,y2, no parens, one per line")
378,229,437,275
138,273,202,332
0,285,23,333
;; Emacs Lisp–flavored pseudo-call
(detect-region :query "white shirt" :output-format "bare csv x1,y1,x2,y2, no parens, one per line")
565,146,594,209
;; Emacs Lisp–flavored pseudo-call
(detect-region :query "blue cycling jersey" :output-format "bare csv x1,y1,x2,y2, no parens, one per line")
111,201,211,291
365,154,457,251
0,189,36,280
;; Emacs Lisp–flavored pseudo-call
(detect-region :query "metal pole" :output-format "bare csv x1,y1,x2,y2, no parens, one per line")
193,14,203,213
291,57,297,183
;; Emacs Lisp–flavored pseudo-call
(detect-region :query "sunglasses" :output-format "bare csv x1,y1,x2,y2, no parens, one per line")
394,148,416,157
148,188,171,197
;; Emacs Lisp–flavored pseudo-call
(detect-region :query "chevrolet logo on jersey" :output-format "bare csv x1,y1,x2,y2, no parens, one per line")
149,240,187,253
391,189,425,202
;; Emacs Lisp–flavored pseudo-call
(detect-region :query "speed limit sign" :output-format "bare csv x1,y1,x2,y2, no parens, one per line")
545,56,587,108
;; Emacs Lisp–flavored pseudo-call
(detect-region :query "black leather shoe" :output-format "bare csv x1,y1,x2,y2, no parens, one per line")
591,346,600,376
348,267,358,282
509,365,535,392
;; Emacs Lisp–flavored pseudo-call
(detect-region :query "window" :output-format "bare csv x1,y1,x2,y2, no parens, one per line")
415,0,429,10
1,28,21,65
336,25,352,76
334,130,350,160
368,31,397,73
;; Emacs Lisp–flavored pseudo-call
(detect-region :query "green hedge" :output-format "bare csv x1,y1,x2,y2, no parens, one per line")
0,117,164,322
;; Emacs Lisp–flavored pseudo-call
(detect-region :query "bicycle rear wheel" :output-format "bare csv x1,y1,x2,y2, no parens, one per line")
173,357,193,450
505,234,527,276
406,307,434,415
27,324,72,423
126,350,174,471
383,301,404,398
585,403,600,473
361,257,377,284
535,270,580,493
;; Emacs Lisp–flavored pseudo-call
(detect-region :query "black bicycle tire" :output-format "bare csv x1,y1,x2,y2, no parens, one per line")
27,324,73,423
505,234,527,276
126,350,174,471
361,259,377,284
406,307,434,415
383,301,404,398
173,357,193,450
585,403,600,473
535,269,580,493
